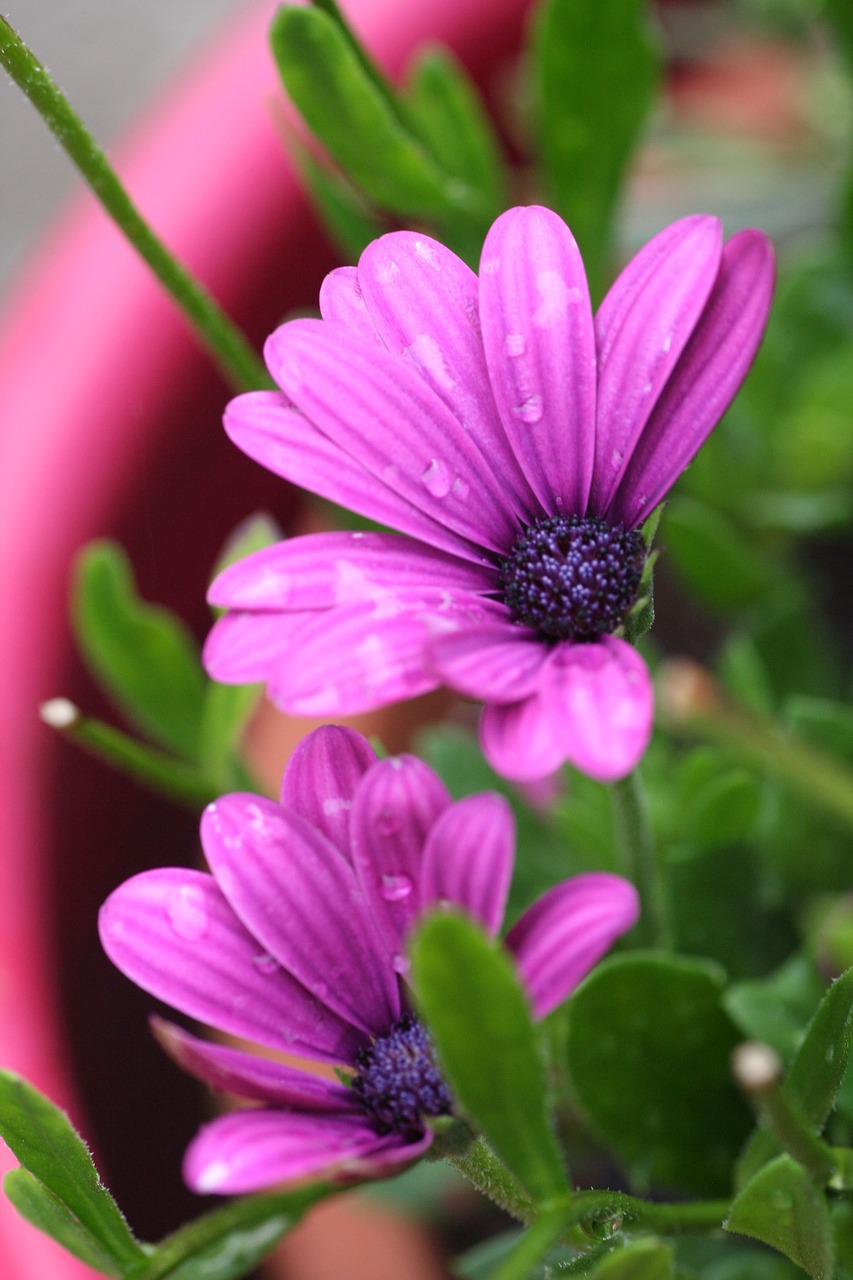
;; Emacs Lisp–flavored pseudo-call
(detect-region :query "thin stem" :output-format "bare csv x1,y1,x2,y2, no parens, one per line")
447,1137,534,1223
0,17,271,394
487,1205,570,1280
565,1190,729,1236
610,769,667,948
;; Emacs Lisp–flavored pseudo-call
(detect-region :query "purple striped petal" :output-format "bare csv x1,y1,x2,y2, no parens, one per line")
151,1017,358,1111
280,725,376,855
356,231,538,521
319,265,381,342
184,1109,424,1195
265,319,520,554
610,228,775,527
430,620,548,702
506,873,640,1018
98,869,362,1063
224,391,487,563
591,216,723,515
208,530,489,611
203,610,307,685
201,796,400,1036
479,206,596,515
480,637,653,782
420,793,514,937
349,754,451,961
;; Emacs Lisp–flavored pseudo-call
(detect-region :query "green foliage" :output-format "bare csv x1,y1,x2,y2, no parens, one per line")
566,954,752,1195
588,1240,675,1280
663,497,780,614
725,1156,834,1280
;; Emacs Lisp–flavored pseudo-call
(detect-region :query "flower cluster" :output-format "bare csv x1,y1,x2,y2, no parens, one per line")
99,725,638,1193
204,205,774,783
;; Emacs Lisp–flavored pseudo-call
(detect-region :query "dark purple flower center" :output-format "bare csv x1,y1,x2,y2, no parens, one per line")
352,1014,452,1137
498,514,646,642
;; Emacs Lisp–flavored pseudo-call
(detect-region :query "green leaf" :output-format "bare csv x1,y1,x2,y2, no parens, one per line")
270,7,484,223
0,1071,144,1270
724,956,827,1063
664,497,779,612
589,1239,674,1279
726,1155,834,1280
566,953,751,1195
738,966,853,1185
530,0,659,299
297,150,387,263
73,541,205,759
410,911,569,1204
4,1168,124,1275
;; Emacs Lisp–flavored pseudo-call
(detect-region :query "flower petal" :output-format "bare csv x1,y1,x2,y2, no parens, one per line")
224,391,486,562
151,1017,358,1111
479,206,596,514
591,215,723,515
203,610,307,685
201,796,400,1035
430,620,548,702
98,869,362,1063
609,228,776,527
207,530,489,611
184,1109,424,1195
506,873,640,1018
480,637,653,782
319,265,381,342
420,793,514,937
265,319,520,554
349,754,451,961
280,725,376,856
357,231,537,520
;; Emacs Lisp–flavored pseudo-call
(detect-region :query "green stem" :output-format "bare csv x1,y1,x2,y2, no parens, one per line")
565,1190,729,1236
447,1137,534,1223
488,1205,570,1280
610,770,667,948
0,17,271,394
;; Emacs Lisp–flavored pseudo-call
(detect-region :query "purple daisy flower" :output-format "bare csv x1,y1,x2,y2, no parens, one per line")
99,725,639,1194
204,205,774,782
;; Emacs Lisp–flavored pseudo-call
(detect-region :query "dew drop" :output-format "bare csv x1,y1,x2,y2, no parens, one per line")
611,448,623,471
514,395,543,424
451,475,470,500
381,874,413,902
166,884,209,941
504,332,526,357
392,953,411,976
420,458,452,498
252,952,279,976
375,807,402,837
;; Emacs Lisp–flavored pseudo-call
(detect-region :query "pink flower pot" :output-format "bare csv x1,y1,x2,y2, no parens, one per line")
0,0,533,1274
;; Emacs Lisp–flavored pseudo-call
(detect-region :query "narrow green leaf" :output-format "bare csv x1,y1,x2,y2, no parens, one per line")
4,1168,123,1275
270,7,482,222
726,1155,834,1280
298,151,387,263
737,966,853,1185
411,911,569,1204
73,541,205,759
566,954,751,1195
485,1206,571,1280
724,956,827,1065
0,1071,144,1269
588,1239,674,1279
198,681,261,787
530,0,659,299
664,497,779,612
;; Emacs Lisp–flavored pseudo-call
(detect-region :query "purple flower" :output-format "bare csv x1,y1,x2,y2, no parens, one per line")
99,725,639,1194
205,205,774,782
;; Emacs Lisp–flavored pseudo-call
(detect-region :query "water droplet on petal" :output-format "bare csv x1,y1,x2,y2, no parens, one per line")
420,458,452,498
514,395,543,424
452,475,470,500
611,448,623,471
381,874,413,902
392,953,411,976
166,884,209,941
252,952,279,975
504,332,525,357
375,807,402,837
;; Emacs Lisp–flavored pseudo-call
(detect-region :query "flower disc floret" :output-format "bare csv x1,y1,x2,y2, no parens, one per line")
498,515,645,642
352,1014,452,1137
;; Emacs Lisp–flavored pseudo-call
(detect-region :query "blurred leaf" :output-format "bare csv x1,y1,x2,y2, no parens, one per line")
198,681,261,788
716,636,776,716
670,753,762,851
73,541,205,759
298,150,386,263
4,1169,124,1275
566,953,751,1195
724,956,827,1063
589,1240,675,1279
726,1155,834,1280
675,1235,802,1279
411,911,569,1204
0,1072,143,1271
270,7,486,227
663,497,779,612
530,0,659,299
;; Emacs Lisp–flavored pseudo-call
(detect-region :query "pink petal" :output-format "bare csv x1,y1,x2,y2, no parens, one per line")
184,1109,425,1195
319,265,381,342
480,637,653,782
265,319,521,554
280,725,377,856
420,793,515,937
506,873,640,1019
207,530,490,611
349,754,451,961
201,796,400,1036
610,228,776,527
591,215,723,515
98,869,362,1063
203,610,307,685
151,1017,358,1111
479,206,596,515
430,620,549,702
356,231,538,521
224,390,486,562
